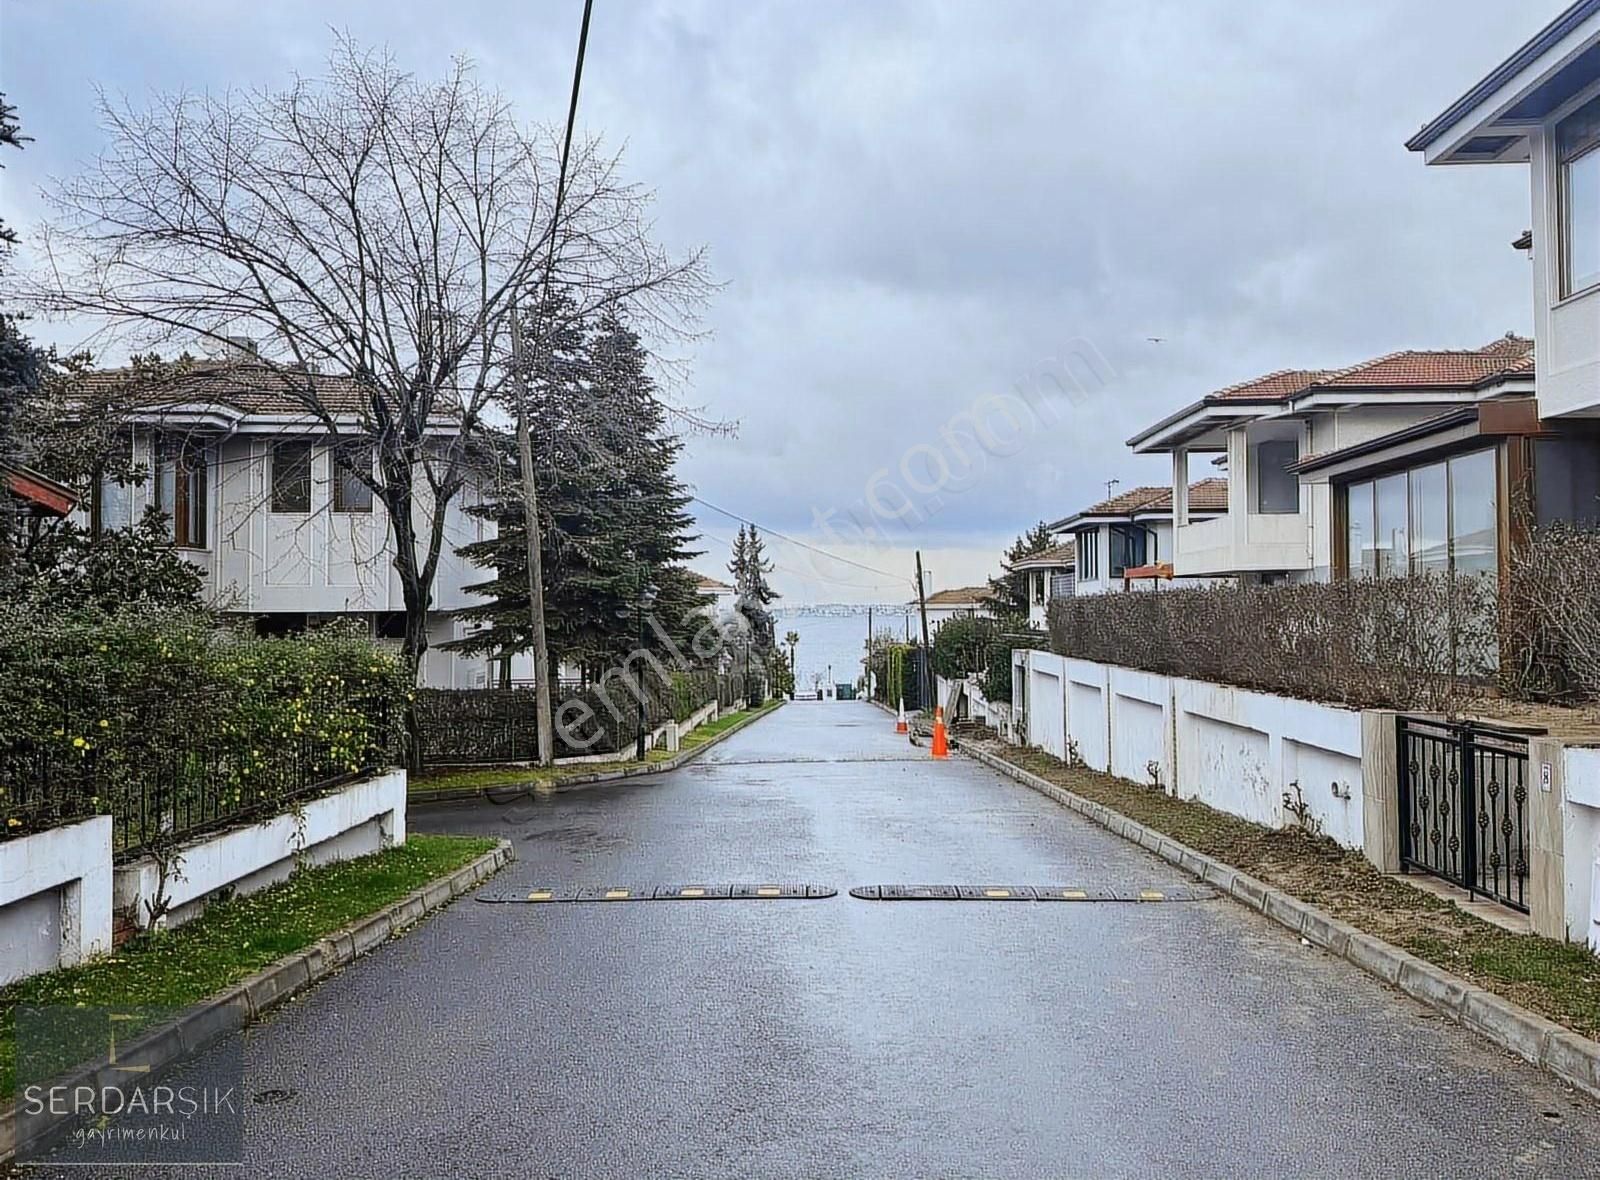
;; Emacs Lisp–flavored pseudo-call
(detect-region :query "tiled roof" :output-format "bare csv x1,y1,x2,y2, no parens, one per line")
1315,334,1534,389
1076,478,1228,518
923,586,994,607
76,361,390,417
694,574,734,593
1209,369,1332,402
1010,540,1077,569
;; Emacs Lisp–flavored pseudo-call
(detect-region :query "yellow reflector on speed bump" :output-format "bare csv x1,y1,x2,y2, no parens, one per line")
1059,890,1088,900
983,889,1012,899
527,890,553,901
1139,890,1165,901
604,889,630,900
756,886,782,897
679,888,706,898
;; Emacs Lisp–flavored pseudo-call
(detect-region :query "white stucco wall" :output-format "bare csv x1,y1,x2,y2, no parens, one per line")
1562,747,1600,951
1016,651,1366,851
0,816,114,986
113,770,406,930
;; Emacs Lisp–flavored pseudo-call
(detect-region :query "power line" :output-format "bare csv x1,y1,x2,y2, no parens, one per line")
690,495,912,586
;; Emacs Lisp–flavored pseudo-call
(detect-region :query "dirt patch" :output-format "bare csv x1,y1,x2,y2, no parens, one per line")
982,741,1600,1039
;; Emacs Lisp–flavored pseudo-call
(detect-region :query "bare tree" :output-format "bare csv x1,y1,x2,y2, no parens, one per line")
27,37,710,689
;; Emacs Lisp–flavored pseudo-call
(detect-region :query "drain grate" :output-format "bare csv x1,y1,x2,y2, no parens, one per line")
477,883,836,904
848,884,1214,902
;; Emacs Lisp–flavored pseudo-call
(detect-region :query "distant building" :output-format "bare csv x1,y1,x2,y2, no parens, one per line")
693,572,738,615
1007,540,1076,629
1048,480,1228,595
913,585,995,633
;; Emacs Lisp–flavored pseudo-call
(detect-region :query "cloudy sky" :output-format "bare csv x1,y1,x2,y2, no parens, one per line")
1,0,1548,603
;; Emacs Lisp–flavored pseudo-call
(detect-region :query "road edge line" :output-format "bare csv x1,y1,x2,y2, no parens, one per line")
0,839,514,1166
961,741,1600,1102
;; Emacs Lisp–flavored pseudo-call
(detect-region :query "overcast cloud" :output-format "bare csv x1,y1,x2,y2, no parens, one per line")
0,0,1546,602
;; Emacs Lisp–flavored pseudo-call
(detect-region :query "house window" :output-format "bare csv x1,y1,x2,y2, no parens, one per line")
155,436,207,549
1558,93,1600,298
1031,572,1046,605
1255,439,1299,514
271,442,313,514
1109,524,1148,577
1342,448,1498,579
1076,530,1100,580
332,443,374,513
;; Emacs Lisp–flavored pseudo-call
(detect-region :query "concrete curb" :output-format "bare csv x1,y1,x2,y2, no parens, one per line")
961,742,1600,1102
409,702,786,806
0,839,514,1166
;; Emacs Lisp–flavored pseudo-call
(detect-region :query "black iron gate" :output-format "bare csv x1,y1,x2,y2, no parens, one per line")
1396,716,1531,912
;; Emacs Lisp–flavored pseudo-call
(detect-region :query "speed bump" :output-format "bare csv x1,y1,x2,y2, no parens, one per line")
847,884,1214,903
476,883,837,904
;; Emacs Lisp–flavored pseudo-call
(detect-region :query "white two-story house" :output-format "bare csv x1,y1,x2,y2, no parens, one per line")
80,361,501,688
1408,0,1600,424
1048,480,1228,595
1008,540,1076,629
1126,338,1544,583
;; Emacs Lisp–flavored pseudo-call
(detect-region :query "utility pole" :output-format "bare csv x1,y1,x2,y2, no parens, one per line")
914,550,934,711
511,307,555,767
513,0,595,767
865,605,872,697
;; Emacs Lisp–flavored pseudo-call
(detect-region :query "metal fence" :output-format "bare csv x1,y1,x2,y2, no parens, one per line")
415,670,749,766
2,695,399,859
1397,716,1533,912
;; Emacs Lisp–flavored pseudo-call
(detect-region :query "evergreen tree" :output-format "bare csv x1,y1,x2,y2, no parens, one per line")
727,523,779,656
988,520,1054,624
0,95,43,578
449,299,705,678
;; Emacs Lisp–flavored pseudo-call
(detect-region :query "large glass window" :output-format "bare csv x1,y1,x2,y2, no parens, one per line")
1109,524,1148,577
332,443,374,513
1374,473,1407,578
1346,480,1374,578
1076,530,1099,580
155,436,207,549
1559,93,1600,298
1341,448,1498,579
1449,449,1498,575
1409,462,1448,573
1255,439,1299,514
271,442,313,514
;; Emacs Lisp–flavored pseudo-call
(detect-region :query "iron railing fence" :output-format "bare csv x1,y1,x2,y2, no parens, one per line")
415,670,748,766
2,693,400,859
1397,716,1535,912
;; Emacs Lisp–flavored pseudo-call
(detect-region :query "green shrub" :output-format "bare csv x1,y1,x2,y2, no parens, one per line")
0,608,410,849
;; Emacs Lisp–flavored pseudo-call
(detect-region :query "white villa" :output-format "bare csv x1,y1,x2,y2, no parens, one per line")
80,361,501,688
1048,479,1228,595
1408,0,1600,425
1008,540,1076,629
1126,337,1559,584
915,585,995,633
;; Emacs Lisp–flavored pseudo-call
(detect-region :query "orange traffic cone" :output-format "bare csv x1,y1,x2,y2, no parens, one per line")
895,698,909,734
931,705,949,759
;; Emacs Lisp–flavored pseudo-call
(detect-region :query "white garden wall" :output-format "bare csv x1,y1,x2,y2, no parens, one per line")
0,816,114,986
1561,746,1600,951
114,770,407,931
1015,651,1366,852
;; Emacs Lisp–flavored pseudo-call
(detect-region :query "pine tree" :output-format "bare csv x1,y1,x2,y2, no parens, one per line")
449,299,705,678
727,523,779,657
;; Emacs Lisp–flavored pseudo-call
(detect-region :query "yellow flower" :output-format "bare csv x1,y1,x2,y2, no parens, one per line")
98,719,109,729
6,817,20,828
72,736,87,749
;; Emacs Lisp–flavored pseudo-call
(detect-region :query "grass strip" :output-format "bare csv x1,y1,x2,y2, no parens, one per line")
986,743,1600,1038
0,833,497,1101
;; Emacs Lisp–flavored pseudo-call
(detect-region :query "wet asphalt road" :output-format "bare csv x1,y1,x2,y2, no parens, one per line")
32,701,1600,1178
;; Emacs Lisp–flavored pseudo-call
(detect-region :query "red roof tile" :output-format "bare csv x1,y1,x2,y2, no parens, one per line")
1209,369,1332,402
1316,334,1534,389
1077,478,1228,518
